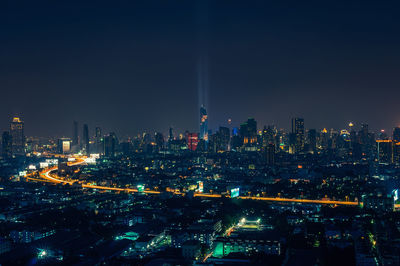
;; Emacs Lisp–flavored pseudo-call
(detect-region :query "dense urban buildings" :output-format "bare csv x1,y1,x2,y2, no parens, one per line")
1,114,400,265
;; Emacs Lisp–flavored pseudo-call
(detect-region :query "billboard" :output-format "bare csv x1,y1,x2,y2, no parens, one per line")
231,188,240,198
137,184,145,192
39,162,49,169
197,181,204,193
393,189,399,202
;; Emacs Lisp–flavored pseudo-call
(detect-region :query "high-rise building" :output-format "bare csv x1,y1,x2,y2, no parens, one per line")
186,133,199,151
393,142,400,164
217,126,230,151
82,124,89,154
359,123,369,145
10,117,25,156
57,138,72,154
291,118,304,153
265,143,275,165
95,127,102,153
155,132,164,151
262,125,275,147
2,131,12,159
73,121,79,146
308,129,317,153
377,140,393,164
200,105,208,142
393,127,400,143
240,118,257,147
104,133,118,157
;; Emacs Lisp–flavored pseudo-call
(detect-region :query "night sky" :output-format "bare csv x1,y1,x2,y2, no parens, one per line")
1,1,400,138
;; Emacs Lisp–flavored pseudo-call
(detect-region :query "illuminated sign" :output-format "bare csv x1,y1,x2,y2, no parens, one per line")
197,181,204,193
39,162,49,168
393,189,399,202
28,165,36,170
231,188,240,198
137,184,145,192
19,171,27,177
46,159,58,165
85,157,96,164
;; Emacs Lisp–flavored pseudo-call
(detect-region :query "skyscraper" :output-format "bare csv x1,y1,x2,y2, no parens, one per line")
104,132,117,157
186,132,199,151
95,127,102,153
308,129,317,153
83,124,89,154
10,117,25,156
2,131,12,159
377,140,393,164
262,125,275,147
57,138,72,154
240,118,257,146
73,121,79,146
154,132,164,151
199,105,208,142
291,118,304,153
393,127,400,143
265,143,275,165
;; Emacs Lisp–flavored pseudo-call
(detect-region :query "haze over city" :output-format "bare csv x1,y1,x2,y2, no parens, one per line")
2,1,400,136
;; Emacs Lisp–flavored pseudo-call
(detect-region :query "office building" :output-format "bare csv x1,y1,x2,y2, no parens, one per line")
265,143,275,165
377,140,393,164
393,127,400,143
291,117,304,153
82,124,89,154
104,133,118,157
2,131,12,159
57,138,72,154
240,118,257,148
186,133,199,151
10,117,25,156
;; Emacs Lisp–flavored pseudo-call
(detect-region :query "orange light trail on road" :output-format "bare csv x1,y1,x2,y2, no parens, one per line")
28,156,372,207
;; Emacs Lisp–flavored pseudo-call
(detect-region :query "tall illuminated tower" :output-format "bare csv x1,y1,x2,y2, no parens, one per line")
10,117,25,156
200,105,208,142
291,117,305,153
83,124,89,154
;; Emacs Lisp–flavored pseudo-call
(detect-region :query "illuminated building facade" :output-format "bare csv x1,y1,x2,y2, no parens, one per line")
291,117,304,153
240,118,257,149
186,132,199,151
57,138,72,154
10,117,25,156
377,140,393,164
199,105,208,142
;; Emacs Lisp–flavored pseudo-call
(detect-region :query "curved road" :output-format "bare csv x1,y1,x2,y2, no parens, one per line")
28,157,364,207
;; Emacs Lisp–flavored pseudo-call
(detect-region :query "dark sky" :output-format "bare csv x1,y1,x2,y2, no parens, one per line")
1,0,400,138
